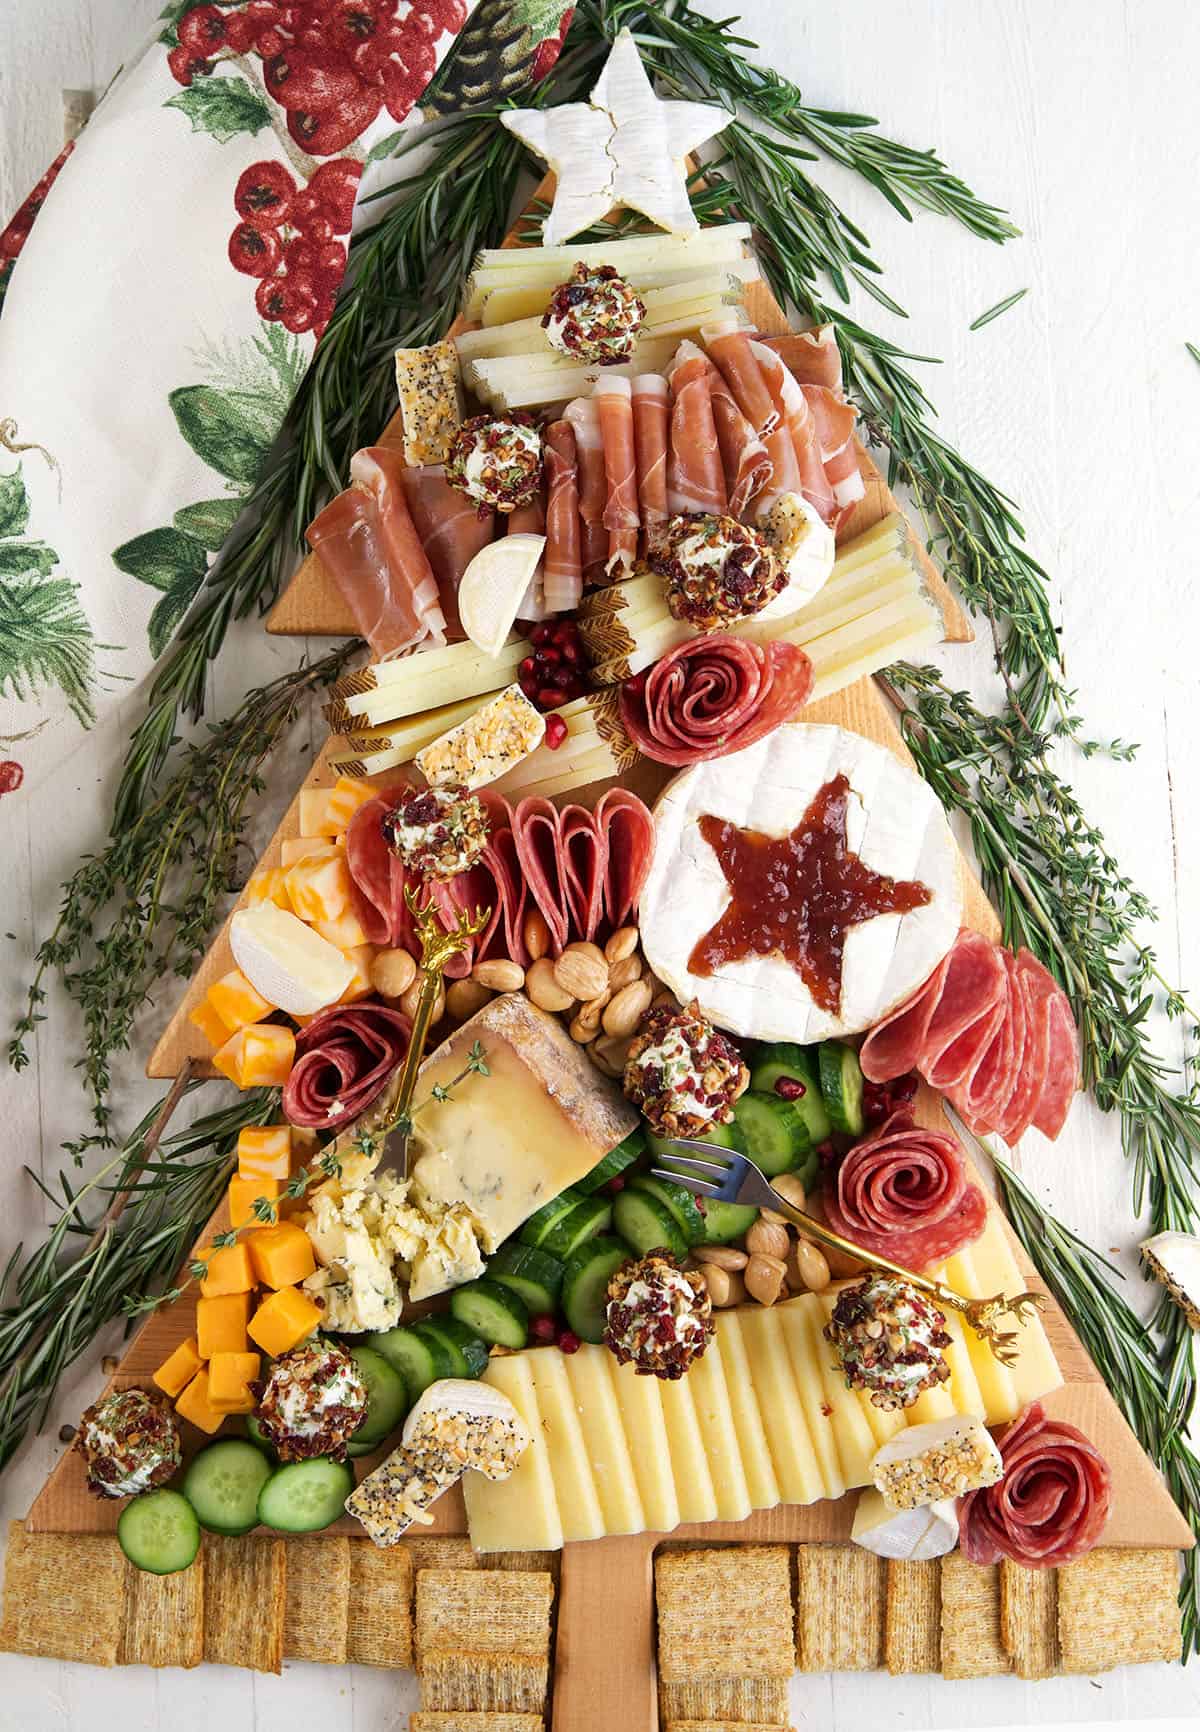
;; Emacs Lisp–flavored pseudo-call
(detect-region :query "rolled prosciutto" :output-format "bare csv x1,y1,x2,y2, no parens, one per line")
666,341,727,516
594,376,639,576
820,1110,987,1269
631,374,670,540
959,1401,1111,1568
763,324,844,392
398,462,494,640
703,356,770,515
619,634,813,767
751,341,835,522
543,419,582,613
283,1001,411,1130
564,396,608,581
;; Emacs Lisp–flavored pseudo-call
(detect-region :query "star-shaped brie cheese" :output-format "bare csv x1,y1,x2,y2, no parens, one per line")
502,28,728,245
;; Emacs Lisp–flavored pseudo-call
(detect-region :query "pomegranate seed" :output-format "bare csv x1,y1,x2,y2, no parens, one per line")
816,1139,837,1167
519,656,536,677
557,1328,581,1355
544,714,568,750
537,644,561,666
774,1076,806,1101
624,672,646,698
530,1314,557,1343
531,622,553,645
538,685,567,709
606,1174,626,1194
561,641,581,663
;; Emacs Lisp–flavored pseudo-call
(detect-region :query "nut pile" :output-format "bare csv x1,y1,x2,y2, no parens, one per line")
688,1172,846,1311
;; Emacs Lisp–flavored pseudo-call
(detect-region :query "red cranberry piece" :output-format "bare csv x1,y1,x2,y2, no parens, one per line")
530,1314,557,1344
557,1329,581,1355
774,1076,806,1101
605,1174,626,1194
544,715,568,751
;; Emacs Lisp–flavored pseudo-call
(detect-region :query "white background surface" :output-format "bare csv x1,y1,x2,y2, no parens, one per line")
1,1,1199,1726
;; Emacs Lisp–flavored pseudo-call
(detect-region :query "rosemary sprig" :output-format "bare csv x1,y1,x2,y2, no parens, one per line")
969,288,1029,330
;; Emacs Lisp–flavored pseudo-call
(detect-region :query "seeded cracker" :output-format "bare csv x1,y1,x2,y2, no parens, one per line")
884,1558,940,1675
201,1533,286,1673
419,1650,550,1714
119,1551,205,1668
416,1568,553,1668
283,1535,350,1665
1057,1548,1182,1672
659,1680,790,1724
795,1544,885,1671
939,1555,1011,1679
0,1522,124,1666
410,1717,544,1732
656,1546,793,1682
999,1560,1057,1680
347,1541,414,1667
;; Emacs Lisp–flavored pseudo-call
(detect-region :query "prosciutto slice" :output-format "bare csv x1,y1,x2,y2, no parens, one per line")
762,325,844,392
594,376,639,575
704,356,771,515
560,803,607,943
959,1401,1111,1568
543,419,582,613
631,374,670,539
666,342,727,517
821,1110,987,1269
398,462,494,640
802,381,864,515
345,786,418,952
750,341,836,522
283,1002,411,1130
307,447,447,657
701,321,779,434
619,634,813,767
594,787,655,930
564,397,609,581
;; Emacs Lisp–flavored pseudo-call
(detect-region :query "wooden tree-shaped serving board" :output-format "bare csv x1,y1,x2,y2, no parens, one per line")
24,188,1192,1729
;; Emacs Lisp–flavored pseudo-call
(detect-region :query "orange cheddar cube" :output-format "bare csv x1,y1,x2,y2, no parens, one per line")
297,787,334,838
244,866,291,909
196,1290,251,1358
188,999,230,1051
237,1124,293,1183
228,1173,282,1230
335,944,376,1004
152,1336,202,1399
248,1285,322,1356
313,906,370,952
279,837,340,869
198,1241,255,1298
284,852,352,925
245,1221,316,1290
175,1367,226,1436
212,1023,296,1090
322,776,379,834
206,1351,261,1414
208,968,274,1034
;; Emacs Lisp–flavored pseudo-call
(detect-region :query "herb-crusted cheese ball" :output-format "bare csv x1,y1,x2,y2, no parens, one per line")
824,1273,953,1411
254,1337,368,1461
445,412,543,513
380,783,490,879
543,263,646,364
605,1251,714,1379
76,1388,182,1499
651,512,788,630
623,999,749,1139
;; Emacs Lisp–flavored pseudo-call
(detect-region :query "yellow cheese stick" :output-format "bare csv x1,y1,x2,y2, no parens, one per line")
738,1307,827,1505
526,1349,607,1542
609,1358,681,1535
658,1373,719,1525
684,1332,753,1523
467,1355,563,1553
814,1291,879,1488
712,1312,780,1512
560,1347,646,1536
942,1243,1021,1423
777,1296,846,1501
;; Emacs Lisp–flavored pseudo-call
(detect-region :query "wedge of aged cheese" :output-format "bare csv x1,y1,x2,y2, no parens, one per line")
657,1373,718,1525
684,1331,752,1522
458,537,546,657
608,1355,680,1535
394,340,461,466
560,1346,645,1535
738,1305,826,1505
526,1350,606,1542
408,996,639,1254
712,1310,779,1511
415,684,546,792
229,903,354,1017
851,1487,959,1560
463,1354,564,1553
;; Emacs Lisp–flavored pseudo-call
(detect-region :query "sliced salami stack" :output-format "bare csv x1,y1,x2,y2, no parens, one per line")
619,634,814,767
283,1002,411,1130
821,1109,987,1270
958,1400,1112,1567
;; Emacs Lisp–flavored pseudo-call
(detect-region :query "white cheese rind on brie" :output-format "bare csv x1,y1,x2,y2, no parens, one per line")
229,903,354,1017
851,1487,960,1560
639,723,963,1043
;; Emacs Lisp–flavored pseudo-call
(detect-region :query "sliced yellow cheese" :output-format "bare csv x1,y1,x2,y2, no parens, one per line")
526,1348,606,1542
737,1306,826,1505
331,639,526,728
943,1244,1020,1423
468,1354,563,1553
657,1372,718,1526
609,1356,681,1535
960,1214,1064,1409
814,1291,878,1488
328,691,498,780
855,1382,909,1450
713,1311,779,1512
679,1333,751,1522
560,1347,645,1536
777,1295,845,1501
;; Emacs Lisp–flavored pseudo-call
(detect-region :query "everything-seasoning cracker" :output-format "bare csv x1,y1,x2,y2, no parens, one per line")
283,1534,350,1665
656,1545,793,1682
795,1544,885,1672
201,1533,286,1674
999,1560,1058,1680
348,1541,415,1668
119,1551,205,1668
659,1680,790,1725
884,1557,941,1675
0,1522,125,1667
419,1650,550,1714
416,1568,552,1669
940,1555,1011,1680
1057,1548,1182,1673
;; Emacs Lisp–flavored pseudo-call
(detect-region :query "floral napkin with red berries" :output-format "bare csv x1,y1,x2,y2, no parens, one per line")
0,0,573,790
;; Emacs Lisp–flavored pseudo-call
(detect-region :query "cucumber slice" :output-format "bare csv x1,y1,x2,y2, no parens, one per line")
645,1116,745,1163
244,1414,277,1457
367,1323,452,1401
486,1241,563,1316
652,1122,757,1244
450,1278,530,1350
561,1235,631,1344
257,1457,355,1534
536,1195,614,1260
575,1128,645,1194
627,1174,706,1247
748,1042,831,1149
519,1187,586,1248
183,1439,273,1536
118,1488,201,1575
349,1344,410,1447
415,1316,489,1380
612,1188,688,1260
731,1089,804,1176
818,1039,866,1136
346,1433,381,1459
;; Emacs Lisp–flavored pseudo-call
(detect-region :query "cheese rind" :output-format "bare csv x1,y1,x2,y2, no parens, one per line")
230,903,354,1017
851,1487,959,1560
871,1416,1002,1510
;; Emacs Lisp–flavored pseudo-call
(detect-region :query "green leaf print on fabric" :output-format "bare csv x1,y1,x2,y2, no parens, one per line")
165,75,272,145
168,385,274,485
112,525,208,590
0,467,30,538
0,542,56,578
173,496,243,550
0,461,97,727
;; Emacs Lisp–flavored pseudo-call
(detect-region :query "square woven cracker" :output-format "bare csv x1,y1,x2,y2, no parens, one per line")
1000,1560,1058,1679
663,1722,789,1732
656,1546,793,1682
940,1556,1011,1679
406,1536,480,1574
419,1649,550,1713
659,1679,789,1723
409,1717,544,1732
347,1540,414,1668
0,1522,125,1666
884,1558,940,1675
119,1550,205,1667
1058,1548,1181,1673
283,1534,350,1665
201,1533,286,1673
796,1544,885,1672
416,1569,552,1668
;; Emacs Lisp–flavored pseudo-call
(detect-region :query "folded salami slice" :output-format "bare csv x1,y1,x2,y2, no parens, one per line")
594,787,655,931
619,635,814,768
821,1110,987,1269
922,930,1008,1082
560,803,607,943
345,784,418,952
512,796,571,955
958,1400,1111,1568
283,1002,411,1130
429,792,524,973
859,954,952,1083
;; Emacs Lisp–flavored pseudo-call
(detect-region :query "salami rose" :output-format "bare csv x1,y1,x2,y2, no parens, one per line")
821,1110,987,1269
620,635,813,768
283,1002,411,1130
958,1401,1111,1568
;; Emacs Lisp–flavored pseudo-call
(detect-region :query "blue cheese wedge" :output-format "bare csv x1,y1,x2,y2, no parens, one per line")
870,1415,1003,1510
415,684,546,792
394,340,462,467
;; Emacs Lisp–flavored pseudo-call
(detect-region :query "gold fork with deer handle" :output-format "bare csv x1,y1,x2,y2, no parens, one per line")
654,1137,1045,1367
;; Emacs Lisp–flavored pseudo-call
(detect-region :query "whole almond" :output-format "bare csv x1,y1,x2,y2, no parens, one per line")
746,1217,791,1262
693,1244,748,1272
604,925,639,966
569,1011,598,1044
823,1241,868,1278
793,1240,832,1293
525,957,574,1014
473,958,525,993
370,947,416,1000
607,953,643,993
523,908,551,963
591,1032,634,1072
445,977,492,1022
400,977,445,1025
703,1265,746,1308
602,977,654,1039
651,988,678,1012
580,987,612,1022
745,1251,787,1307
554,941,609,1002
769,1172,808,1213
587,1039,622,1078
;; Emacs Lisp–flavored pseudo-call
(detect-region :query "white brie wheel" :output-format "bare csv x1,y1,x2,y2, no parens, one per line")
639,722,963,1043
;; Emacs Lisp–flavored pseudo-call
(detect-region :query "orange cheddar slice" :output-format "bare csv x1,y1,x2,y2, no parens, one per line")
244,866,291,909
245,1221,316,1289
152,1336,202,1399
336,945,376,1004
228,1173,282,1230
196,1291,251,1358
284,852,352,925
175,1366,227,1436
248,1286,322,1356
208,968,274,1034
207,1351,261,1414
212,1023,296,1090
313,906,370,951
280,837,341,869
187,999,229,1051
237,1125,293,1183
198,1241,255,1298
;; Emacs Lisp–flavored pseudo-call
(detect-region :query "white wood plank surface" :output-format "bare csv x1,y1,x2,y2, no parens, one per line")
1,1,1198,1725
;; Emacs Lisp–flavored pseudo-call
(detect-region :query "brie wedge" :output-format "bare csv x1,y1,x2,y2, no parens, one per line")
851,1487,960,1560
229,903,354,1017
403,1377,530,1480
458,534,546,654
755,490,836,615
870,1415,1003,1509
638,723,962,1043
1140,1231,1200,1329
